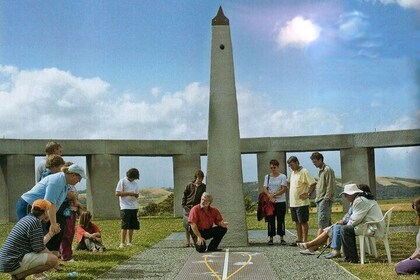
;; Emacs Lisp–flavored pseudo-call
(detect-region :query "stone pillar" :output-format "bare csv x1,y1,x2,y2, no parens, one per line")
206,7,248,246
86,154,120,219
173,154,201,217
2,155,35,222
257,152,286,192
340,148,376,210
0,156,9,223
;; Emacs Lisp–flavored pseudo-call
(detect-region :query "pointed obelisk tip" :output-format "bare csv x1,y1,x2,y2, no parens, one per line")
212,6,229,26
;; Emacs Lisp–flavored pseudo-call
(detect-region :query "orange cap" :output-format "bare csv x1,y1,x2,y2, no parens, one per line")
32,199,52,211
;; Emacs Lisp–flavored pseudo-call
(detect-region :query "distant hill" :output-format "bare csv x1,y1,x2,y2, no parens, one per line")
244,177,420,203
77,177,418,210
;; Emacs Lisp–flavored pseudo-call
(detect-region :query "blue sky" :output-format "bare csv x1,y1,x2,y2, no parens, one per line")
1,1,419,187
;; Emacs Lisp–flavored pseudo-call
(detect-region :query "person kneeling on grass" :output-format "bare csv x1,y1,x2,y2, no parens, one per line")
76,211,106,252
0,200,58,280
188,192,229,253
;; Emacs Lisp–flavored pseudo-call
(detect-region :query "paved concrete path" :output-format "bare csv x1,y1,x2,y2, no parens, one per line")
97,230,361,280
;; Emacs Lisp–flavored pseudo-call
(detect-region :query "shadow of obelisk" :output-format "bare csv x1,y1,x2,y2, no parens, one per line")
206,6,249,247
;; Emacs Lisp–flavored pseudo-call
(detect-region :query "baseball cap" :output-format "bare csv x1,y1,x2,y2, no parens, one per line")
68,164,87,179
32,199,52,211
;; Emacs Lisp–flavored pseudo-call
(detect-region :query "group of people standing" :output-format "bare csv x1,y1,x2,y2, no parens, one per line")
0,141,142,280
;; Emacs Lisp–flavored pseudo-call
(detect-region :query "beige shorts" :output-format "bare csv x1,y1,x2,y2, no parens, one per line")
10,252,48,275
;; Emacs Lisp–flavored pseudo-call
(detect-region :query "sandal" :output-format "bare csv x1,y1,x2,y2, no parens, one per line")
280,240,287,246
268,240,274,245
183,243,190,248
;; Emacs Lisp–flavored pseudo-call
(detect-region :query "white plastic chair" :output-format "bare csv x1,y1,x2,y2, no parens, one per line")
358,207,393,264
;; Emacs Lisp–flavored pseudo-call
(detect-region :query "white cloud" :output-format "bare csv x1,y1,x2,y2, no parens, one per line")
276,17,321,49
0,65,347,141
377,112,420,131
368,0,420,10
338,11,369,41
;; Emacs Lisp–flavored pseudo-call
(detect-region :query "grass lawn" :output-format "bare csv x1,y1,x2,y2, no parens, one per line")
0,204,418,279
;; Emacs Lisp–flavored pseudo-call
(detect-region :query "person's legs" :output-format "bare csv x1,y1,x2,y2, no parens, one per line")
340,225,358,262
330,224,342,250
60,212,76,260
276,202,286,241
305,231,328,249
183,210,191,246
290,207,302,243
127,229,134,244
395,258,420,275
120,229,127,246
267,214,275,242
189,227,207,253
297,206,310,242
16,198,31,221
12,252,58,280
317,200,333,237
203,226,227,251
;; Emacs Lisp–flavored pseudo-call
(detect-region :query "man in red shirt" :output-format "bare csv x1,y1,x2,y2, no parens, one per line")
188,192,229,252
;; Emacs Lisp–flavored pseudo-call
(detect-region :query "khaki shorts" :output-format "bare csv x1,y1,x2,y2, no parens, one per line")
10,252,48,275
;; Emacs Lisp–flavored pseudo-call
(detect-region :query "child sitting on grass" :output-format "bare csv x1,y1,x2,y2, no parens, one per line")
76,211,106,252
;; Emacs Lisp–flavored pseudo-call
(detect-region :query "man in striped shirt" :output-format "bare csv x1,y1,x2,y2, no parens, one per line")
0,200,58,280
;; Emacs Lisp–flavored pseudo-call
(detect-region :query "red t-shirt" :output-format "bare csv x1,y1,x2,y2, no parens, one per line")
76,223,100,243
188,204,222,230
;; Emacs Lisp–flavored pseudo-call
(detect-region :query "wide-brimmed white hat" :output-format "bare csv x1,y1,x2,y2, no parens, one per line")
339,183,363,196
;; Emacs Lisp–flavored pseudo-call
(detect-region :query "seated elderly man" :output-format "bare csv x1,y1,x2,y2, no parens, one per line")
0,199,59,280
340,184,384,263
188,192,229,253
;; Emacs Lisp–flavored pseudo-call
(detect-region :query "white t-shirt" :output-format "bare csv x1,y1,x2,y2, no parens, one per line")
264,173,287,203
115,177,140,210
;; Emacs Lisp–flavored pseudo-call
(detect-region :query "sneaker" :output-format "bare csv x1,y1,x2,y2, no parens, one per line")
300,249,316,255
297,242,307,249
324,252,341,259
118,243,125,249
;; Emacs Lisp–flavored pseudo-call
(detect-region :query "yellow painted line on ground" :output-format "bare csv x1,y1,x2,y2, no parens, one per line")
203,250,253,280
225,252,252,280
204,254,222,280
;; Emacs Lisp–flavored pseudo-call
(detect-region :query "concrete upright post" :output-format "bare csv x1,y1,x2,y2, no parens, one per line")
340,147,376,210
173,153,201,217
206,6,248,246
86,154,120,219
3,155,35,222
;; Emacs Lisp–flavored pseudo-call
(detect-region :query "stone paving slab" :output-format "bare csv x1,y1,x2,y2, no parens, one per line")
97,230,359,280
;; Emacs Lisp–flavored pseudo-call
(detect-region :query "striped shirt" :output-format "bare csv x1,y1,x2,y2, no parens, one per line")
0,214,45,272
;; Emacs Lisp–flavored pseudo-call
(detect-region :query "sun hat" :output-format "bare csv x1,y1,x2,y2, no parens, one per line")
68,164,87,179
339,183,363,196
32,199,52,211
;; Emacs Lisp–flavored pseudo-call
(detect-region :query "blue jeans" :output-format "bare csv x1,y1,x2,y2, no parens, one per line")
16,197,31,220
331,224,342,250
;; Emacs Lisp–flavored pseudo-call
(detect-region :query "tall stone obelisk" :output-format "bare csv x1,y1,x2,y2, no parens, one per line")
206,6,248,247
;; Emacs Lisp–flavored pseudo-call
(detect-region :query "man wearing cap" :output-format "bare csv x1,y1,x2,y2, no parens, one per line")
16,163,87,255
0,199,59,280
340,183,384,263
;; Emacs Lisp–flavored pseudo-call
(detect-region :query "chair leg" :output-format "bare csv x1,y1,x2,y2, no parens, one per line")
383,238,392,263
364,237,371,255
359,236,365,264
369,237,378,258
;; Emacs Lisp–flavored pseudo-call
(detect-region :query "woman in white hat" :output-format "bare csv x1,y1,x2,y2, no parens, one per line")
339,183,384,263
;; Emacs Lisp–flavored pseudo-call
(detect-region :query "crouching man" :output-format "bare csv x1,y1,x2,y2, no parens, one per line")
189,192,229,253
0,199,59,280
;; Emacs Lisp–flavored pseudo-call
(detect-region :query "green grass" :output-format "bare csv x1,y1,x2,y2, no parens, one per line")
0,208,417,280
